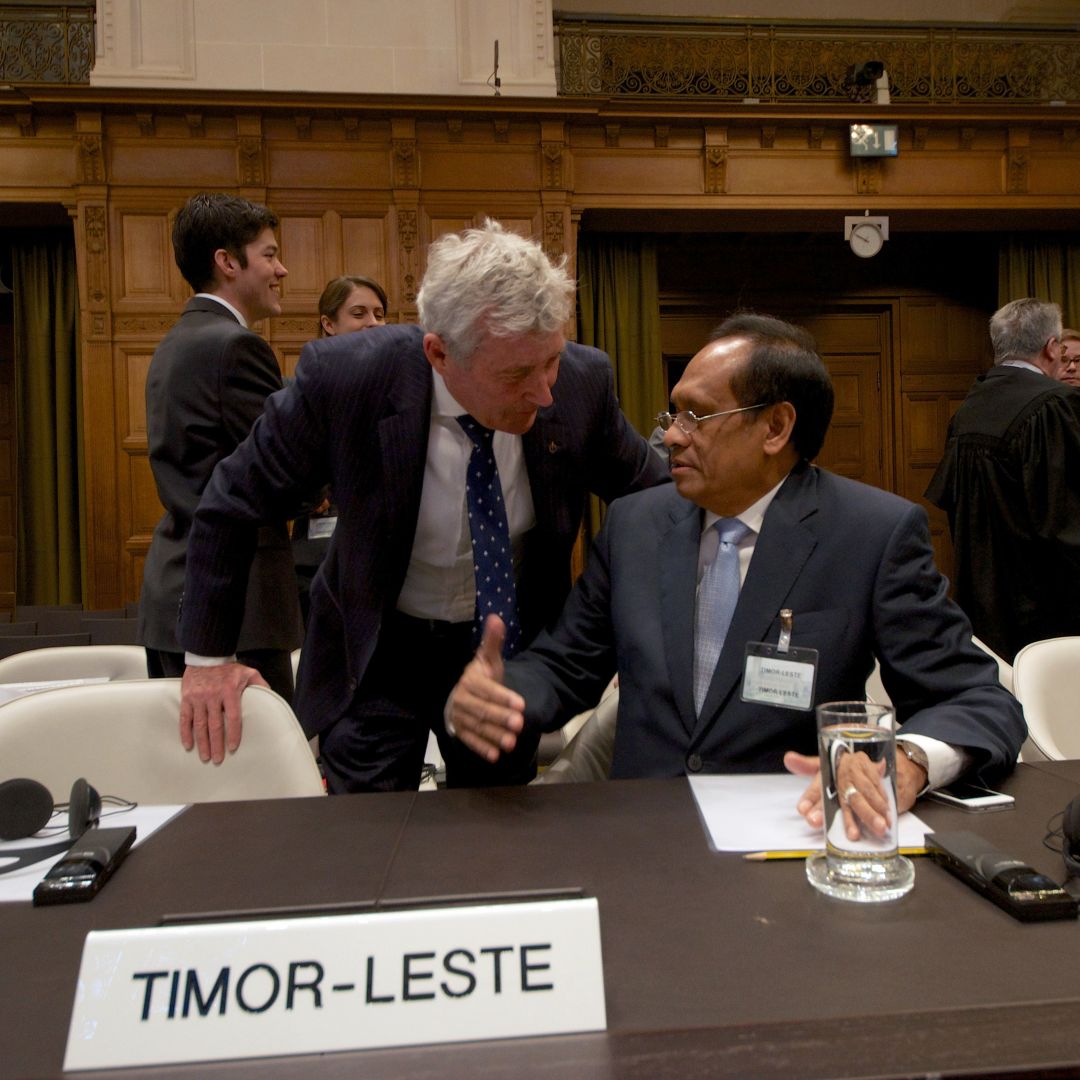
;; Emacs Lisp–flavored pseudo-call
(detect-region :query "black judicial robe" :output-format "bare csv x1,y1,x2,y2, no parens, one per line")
925,364,1080,662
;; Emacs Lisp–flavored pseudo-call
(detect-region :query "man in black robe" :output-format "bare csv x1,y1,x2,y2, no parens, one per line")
926,297,1080,662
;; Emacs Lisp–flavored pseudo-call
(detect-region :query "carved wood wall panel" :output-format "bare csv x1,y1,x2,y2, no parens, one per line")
0,88,1076,604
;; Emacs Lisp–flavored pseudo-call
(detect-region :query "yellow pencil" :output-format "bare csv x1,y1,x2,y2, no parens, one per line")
743,846,928,861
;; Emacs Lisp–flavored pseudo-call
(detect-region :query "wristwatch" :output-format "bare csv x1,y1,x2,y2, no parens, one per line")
897,739,930,794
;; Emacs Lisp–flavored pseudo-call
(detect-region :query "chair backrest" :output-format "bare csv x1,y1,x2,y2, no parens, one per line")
0,680,325,802
0,644,148,682
81,618,140,646
533,684,619,785
1012,637,1080,761
0,633,90,659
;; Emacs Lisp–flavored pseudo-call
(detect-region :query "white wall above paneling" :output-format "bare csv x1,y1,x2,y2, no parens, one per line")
91,0,557,95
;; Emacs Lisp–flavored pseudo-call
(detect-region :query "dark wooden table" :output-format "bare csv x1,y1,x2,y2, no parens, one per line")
4,761,1080,1079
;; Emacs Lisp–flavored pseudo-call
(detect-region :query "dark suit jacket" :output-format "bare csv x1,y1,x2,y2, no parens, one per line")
179,323,669,737
504,463,1027,783
139,297,302,654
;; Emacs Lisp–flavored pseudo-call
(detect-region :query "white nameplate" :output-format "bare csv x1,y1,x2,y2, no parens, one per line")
64,898,606,1071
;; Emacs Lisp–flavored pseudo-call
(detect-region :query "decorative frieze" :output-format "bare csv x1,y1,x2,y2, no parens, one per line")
555,19,1079,104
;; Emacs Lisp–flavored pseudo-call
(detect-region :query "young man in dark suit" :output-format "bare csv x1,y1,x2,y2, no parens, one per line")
176,220,669,791
139,193,301,701
449,314,1026,835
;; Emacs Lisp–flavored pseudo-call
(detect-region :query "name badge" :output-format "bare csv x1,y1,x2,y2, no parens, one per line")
64,898,606,1072
741,643,818,710
307,515,337,540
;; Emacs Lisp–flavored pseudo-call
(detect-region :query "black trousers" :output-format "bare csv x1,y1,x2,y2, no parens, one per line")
145,647,295,707
317,612,540,794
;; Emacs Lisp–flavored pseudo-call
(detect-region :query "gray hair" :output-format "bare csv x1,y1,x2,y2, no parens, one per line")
416,219,574,363
989,298,1062,365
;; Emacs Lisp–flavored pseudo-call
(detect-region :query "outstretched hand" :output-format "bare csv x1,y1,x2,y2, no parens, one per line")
445,615,526,763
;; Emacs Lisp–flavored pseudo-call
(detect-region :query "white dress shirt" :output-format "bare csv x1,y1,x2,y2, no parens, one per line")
392,368,536,623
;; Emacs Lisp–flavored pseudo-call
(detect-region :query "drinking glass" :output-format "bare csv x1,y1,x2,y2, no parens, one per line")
806,701,915,902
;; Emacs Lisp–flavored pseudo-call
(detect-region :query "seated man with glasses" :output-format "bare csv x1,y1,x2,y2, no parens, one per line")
448,313,1025,835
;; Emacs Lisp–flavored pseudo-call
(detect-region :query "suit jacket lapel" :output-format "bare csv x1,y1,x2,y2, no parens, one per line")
693,466,820,737
659,497,703,736
379,349,433,541
523,406,565,531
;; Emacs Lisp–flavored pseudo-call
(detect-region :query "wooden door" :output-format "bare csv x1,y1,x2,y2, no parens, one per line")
659,307,890,493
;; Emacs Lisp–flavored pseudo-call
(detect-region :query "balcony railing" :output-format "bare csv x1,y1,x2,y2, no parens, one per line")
0,1,94,84
555,18,1079,104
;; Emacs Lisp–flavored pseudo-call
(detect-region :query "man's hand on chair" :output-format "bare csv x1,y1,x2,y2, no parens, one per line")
446,615,525,763
180,663,267,764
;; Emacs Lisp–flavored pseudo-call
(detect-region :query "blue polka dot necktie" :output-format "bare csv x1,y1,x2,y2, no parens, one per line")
457,415,521,658
693,518,750,716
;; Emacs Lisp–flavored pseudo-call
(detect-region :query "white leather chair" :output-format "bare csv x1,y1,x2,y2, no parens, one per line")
0,644,148,683
532,680,619,785
0,680,324,802
1012,636,1080,762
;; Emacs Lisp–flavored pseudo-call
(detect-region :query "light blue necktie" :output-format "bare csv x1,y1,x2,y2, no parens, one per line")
457,415,521,658
693,518,750,715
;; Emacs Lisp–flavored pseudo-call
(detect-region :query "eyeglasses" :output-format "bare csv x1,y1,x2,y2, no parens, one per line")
655,403,766,436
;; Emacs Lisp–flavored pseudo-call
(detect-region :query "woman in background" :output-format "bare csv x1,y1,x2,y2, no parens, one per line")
318,274,387,335
294,275,389,623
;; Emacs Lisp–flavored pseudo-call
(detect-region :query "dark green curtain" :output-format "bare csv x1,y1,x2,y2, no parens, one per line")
13,231,82,603
999,236,1080,328
576,234,667,538
577,234,666,438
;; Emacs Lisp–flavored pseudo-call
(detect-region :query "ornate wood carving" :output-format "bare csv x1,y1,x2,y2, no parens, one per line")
913,127,927,151
654,124,669,148
397,209,419,303
542,142,564,189
114,315,177,336
83,205,108,308
604,124,620,148
136,112,154,136
761,125,776,150
543,211,565,264
393,139,418,187
76,134,104,184
1007,147,1029,193
809,125,823,150
960,127,975,150
493,119,509,143
185,113,204,138
15,111,34,136
343,116,360,141
295,115,312,140
705,147,727,195
855,158,881,195
237,136,264,186
447,118,463,142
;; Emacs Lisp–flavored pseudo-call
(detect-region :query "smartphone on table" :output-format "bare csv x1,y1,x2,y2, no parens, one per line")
927,781,1015,812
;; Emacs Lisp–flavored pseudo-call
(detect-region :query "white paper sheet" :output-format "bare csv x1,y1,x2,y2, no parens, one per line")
0,804,187,903
0,677,109,705
687,773,930,852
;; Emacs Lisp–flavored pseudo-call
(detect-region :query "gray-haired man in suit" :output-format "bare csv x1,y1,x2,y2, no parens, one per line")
177,220,669,792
